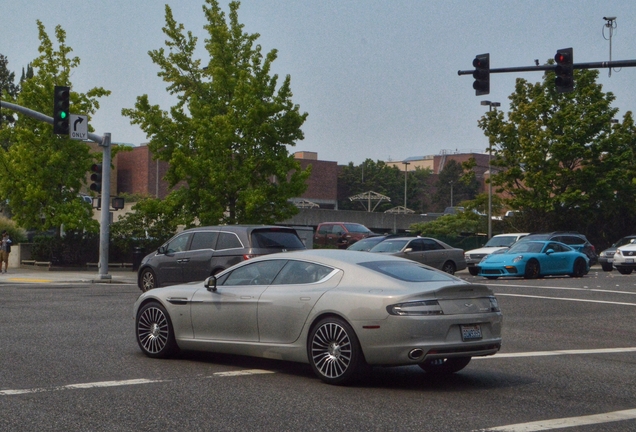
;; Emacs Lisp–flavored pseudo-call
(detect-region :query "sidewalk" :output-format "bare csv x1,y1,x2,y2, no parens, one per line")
0,266,138,285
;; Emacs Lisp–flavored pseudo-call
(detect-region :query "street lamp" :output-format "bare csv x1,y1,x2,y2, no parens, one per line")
449,180,454,207
481,100,500,239
402,161,410,209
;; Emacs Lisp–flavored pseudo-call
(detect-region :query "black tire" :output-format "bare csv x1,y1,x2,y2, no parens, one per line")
441,261,457,275
617,267,633,275
468,267,479,276
524,259,540,279
308,317,365,385
140,268,157,292
601,263,613,272
136,301,179,359
570,258,587,278
419,357,471,375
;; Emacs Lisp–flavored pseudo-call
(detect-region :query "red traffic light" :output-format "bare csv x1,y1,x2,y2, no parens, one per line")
472,53,490,96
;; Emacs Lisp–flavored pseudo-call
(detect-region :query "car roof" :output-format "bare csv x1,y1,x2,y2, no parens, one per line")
181,225,294,233
249,249,418,268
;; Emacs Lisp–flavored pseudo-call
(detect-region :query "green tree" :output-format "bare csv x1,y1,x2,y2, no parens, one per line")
123,1,309,226
0,21,110,233
337,159,432,212
0,54,19,126
431,159,480,211
480,66,636,247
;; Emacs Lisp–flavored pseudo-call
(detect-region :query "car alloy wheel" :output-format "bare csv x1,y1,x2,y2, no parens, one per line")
136,302,178,358
140,269,157,292
308,317,363,385
442,261,456,275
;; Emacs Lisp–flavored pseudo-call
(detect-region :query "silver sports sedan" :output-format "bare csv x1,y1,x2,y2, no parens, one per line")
134,250,502,385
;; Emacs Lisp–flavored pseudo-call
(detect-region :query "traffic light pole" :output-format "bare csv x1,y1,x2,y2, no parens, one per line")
458,59,636,77
0,100,112,280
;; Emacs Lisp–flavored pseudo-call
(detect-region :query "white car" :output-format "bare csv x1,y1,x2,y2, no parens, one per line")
612,239,636,274
465,233,529,276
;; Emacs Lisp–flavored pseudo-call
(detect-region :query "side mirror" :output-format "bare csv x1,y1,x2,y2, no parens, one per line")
204,275,217,292
546,249,555,255
158,245,167,254
404,248,413,253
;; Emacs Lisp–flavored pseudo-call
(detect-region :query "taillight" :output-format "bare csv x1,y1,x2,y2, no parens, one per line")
242,254,260,260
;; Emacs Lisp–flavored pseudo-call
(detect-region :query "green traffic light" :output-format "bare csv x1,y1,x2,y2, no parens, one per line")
60,111,67,119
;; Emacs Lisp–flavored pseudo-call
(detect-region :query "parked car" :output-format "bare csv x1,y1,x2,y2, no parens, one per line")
515,232,597,266
346,235,390,251
612,239,636,274
314,222,375,249
368,237,466,274
464,233,529,275
598,235,636,272
137,225,306,291
134,249,502,385
477,240,589,279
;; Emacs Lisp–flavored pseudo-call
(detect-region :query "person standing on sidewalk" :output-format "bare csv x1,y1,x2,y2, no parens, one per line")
0,231,12,273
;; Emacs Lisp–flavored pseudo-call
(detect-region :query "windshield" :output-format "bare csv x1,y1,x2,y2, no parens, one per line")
347,237,384,251
508,241,544,254
370,239,409,253
484,235,519,248
358,260,458,282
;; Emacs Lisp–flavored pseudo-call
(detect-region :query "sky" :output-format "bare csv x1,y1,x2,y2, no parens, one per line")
2,1,636,166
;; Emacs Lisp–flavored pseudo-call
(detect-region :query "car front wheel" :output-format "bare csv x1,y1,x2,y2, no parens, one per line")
617,267,633,275
136,302,179,359
419,357,471,375
308,317,365,385
468,267,479,276
140,269,157,292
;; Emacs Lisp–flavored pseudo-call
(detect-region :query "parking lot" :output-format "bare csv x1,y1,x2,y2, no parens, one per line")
0,267,635,431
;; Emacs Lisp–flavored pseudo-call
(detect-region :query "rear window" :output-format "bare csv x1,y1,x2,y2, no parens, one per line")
370,239,409,253
251,229,305,249
358,260,457,282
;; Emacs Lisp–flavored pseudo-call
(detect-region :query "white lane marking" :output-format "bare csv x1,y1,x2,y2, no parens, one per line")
477,408,636,431
0,369,276,396
0,378,164,395
496,292,636,306
474,347,636,359
494,283,636,296
212,369,275,377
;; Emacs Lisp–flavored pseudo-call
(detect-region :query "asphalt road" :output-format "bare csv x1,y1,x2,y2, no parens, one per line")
1,268,635,431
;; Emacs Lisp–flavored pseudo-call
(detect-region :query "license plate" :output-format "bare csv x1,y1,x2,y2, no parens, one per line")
608,258,613,263
461,324,482,341
627,259,634,264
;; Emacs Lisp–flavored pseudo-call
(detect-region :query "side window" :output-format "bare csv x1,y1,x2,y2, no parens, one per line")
546,242,561,252
216,232,243,250
332,225,345,235
272,260,334,285
422,239,443,251
189,231,219,251
220,260,287,286
409,239,424,252
317,225,331,235
165,233,191,254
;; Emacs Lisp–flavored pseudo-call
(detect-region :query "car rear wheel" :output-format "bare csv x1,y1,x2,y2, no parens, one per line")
601,263,613,272
136,302,179,359
419,357,471,375
140,269,157,292
308,317,364,385
570,258,587,278
524,259,540,279
468,267,479,276
617,267,633,275
441,261,456,275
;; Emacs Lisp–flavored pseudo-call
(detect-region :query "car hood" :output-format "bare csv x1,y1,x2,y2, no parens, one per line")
481,253,520,264
465,246,509,255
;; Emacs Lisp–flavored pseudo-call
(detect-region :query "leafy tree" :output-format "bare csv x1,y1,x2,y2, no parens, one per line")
337,159,432,212
0,21,110,233
0,54,19,126
431,159,480,211
123,1,309,227
479,66,636,248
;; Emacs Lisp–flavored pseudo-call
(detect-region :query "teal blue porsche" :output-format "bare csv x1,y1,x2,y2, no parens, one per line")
477,240,589,279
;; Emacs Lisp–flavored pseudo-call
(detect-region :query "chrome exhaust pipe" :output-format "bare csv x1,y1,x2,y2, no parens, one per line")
408,348,425,360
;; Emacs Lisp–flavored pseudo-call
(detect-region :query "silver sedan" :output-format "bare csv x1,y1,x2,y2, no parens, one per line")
134,250,502,385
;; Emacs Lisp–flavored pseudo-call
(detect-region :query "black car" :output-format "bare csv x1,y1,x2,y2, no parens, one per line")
137,225,306,291
516,232,597,266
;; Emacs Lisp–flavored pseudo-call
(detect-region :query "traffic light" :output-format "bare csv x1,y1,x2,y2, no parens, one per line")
90,163,102,193
53,86,70,134
472,53,490,96
554,48,574,93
